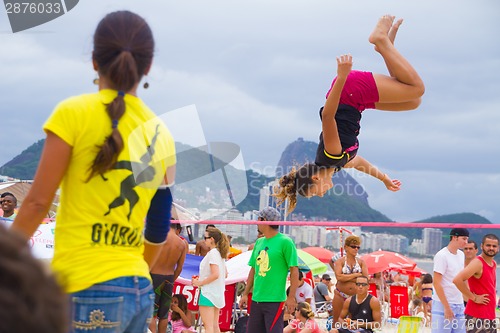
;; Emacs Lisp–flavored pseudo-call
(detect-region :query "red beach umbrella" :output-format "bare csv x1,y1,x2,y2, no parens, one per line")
302,247,335,264
361,250,417,275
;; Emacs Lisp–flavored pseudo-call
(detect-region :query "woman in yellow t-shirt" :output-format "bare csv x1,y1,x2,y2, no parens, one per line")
12,11,176,333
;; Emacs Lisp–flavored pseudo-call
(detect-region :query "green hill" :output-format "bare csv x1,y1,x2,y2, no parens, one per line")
277,138,390,221
0,139,495,229
0,139,44,180
361,213,494,243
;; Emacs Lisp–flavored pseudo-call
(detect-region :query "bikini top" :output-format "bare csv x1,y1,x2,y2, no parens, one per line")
342,258,362,274
422,287,433,291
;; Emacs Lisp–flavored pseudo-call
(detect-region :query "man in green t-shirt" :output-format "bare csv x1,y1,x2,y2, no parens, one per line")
239,207,299,333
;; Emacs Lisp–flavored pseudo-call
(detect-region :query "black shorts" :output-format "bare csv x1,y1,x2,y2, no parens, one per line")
151,273,174,319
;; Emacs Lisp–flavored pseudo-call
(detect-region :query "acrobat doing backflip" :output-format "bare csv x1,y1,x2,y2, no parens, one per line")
275,15,425,213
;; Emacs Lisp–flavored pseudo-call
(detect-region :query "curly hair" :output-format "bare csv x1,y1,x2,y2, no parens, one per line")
344,235,361,247
0,225,67,332
273,163,324,214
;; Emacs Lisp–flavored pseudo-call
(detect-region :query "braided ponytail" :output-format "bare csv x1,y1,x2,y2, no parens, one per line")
87,11,154,180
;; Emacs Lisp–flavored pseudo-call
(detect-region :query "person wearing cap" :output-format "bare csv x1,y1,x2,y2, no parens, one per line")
314,274,333,314
453,234,499,333
431,228,469,333
239,206,299,333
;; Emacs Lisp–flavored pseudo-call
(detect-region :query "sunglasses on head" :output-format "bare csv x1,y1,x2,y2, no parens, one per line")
349,245,361,249
204,236,211,240
356,282,368,287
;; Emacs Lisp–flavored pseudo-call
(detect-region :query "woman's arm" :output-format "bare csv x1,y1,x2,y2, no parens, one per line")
334,258,362,283
143,164,176,267
344,155,401,191
322,55,353,156
360,259,369,277
193,263,220,287
12,132,71,238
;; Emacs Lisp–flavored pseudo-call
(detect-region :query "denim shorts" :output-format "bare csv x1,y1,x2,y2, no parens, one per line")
70,276,154,333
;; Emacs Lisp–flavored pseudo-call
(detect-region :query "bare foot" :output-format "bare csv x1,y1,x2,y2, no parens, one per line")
388,18,403,45
369,14,394,49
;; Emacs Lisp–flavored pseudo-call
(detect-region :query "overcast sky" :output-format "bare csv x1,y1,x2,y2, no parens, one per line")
1,1,499,223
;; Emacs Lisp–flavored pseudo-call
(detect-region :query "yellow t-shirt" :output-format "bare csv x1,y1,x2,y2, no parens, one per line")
44,90,176,293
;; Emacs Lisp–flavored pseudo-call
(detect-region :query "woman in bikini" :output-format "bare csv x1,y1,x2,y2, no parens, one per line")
332,235,368,325
420,273,433,324
274,15,425,214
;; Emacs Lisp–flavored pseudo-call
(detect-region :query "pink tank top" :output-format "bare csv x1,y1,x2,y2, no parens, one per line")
465,256,497,319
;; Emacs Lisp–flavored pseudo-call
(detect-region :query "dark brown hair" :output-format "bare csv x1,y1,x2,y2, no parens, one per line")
171,294,188,321
273,163,323,214
0,225,67,332
88,11,155,180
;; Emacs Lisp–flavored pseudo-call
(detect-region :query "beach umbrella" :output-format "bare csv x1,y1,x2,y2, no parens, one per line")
361,250,417,275
297,249,328,276
301,247,334,264
222,249,327,285
391,265,427,277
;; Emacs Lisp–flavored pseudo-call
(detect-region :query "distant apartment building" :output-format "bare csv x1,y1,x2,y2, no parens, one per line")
409,239,425,256
361,232,408,253
326,227,362,250
288,226,328,248
422,228,443,255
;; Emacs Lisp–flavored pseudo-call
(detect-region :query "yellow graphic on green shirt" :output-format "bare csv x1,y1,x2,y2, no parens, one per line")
256,247,271,277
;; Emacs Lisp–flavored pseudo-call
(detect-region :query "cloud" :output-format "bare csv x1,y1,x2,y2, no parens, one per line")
1,0,499,223
351,169,500,223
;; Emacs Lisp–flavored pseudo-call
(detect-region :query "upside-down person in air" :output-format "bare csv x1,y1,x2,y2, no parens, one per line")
274,15,424,213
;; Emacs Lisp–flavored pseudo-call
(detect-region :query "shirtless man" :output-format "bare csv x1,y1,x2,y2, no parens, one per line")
149,224,188,333
172,222,190,251
195,224,215,256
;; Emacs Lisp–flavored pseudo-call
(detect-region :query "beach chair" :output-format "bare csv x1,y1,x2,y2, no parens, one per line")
396,316,424,333
390,285,409,319
368,283,378,297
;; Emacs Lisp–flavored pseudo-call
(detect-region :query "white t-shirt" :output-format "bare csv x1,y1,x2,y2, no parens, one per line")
296,281,316,311
432,246,465,305
199,248,226,308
